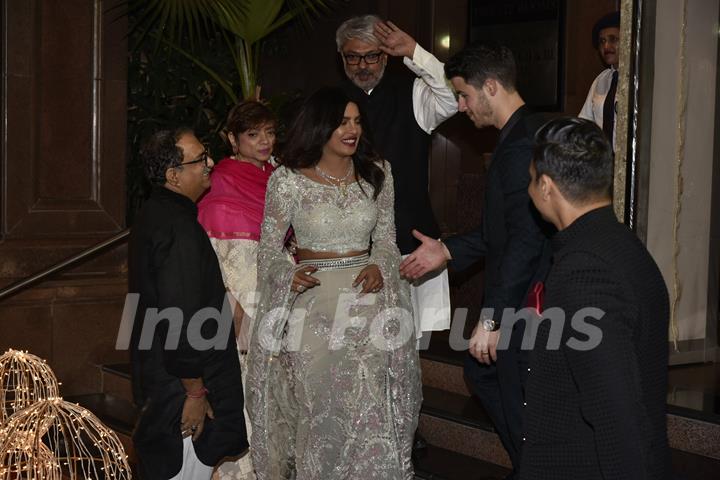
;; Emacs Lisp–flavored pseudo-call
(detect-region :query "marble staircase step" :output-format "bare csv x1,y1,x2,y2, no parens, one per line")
413,444,510,479
101,362,133,404
419,386,510,468
421,386,494,432
420,330,465,366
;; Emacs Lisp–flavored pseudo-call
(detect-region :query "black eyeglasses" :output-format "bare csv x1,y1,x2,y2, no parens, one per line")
343,51,382,65
179,146,210,167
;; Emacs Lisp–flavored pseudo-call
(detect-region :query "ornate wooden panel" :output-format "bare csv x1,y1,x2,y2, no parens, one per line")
1,0,126,241
0,0,127,282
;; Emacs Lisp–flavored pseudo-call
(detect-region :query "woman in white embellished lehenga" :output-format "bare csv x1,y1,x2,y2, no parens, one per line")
198,101,278,480
246,87,421,480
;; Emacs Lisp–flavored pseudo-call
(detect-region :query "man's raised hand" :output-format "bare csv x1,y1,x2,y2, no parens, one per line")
374,21,417,59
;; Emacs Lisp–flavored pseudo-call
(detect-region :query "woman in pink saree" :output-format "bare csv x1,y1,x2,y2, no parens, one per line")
197,101,277,480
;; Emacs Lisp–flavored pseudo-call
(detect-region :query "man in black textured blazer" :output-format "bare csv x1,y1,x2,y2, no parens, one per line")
400,44,551,475
520,117,670,479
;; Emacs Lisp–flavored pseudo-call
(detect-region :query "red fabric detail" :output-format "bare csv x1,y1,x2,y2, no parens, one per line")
527,281,545,314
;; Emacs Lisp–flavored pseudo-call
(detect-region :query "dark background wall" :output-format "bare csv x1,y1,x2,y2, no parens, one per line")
257,0,616,234
0,0,129,394
0,0,616,394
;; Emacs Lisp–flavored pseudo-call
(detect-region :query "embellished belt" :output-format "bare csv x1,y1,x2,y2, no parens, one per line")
298,253,369,271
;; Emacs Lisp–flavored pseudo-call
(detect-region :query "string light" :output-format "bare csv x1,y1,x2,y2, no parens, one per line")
0,350,131,479
0,398,131,479
0,349,60,423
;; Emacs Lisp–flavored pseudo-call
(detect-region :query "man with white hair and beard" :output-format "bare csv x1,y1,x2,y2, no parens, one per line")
336,14,457,344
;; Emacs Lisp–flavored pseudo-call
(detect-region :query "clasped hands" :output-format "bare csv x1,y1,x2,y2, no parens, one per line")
292,264,384,294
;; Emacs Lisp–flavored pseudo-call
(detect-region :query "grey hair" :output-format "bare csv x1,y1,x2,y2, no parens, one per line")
335,15,382,51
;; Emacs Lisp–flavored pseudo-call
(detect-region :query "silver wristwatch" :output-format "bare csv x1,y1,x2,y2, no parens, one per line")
482,317,500,332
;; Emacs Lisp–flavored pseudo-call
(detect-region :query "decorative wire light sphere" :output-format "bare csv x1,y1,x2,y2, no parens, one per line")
0,349,60,424
0,429,61,479
0,398,131,479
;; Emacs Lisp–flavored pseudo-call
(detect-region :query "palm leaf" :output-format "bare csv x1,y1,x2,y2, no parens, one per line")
220,0,284,44
152,33,239,103
128,0,341,105
127,0,246,49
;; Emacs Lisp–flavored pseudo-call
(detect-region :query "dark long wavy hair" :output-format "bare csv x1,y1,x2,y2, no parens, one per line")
280,87,385,199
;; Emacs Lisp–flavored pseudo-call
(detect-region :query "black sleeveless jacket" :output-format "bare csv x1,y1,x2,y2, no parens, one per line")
341,73,440,254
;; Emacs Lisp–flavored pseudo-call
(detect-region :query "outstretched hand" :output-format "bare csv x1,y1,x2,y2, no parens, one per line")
374,21,417,59
399,230,450,280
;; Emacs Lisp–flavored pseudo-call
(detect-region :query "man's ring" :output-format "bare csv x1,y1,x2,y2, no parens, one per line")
481,351,489,356
190,425,197,432
297,285,305,293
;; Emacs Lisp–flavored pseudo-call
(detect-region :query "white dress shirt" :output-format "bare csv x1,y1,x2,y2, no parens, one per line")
579,67,618,145
404,44,456,336
404,44,458,133
366,44,458,133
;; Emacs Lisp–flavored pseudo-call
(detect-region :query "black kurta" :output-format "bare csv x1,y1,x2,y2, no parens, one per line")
520,206,670,480
341,73,439,255
129,186,248,479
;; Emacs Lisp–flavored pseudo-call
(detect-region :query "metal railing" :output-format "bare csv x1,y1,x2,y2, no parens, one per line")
0,229,130,302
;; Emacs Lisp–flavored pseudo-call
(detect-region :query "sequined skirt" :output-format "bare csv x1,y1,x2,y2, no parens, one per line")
264,260,420,479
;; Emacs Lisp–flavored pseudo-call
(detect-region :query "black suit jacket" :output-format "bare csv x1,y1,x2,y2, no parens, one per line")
444,105,551,323
519,206,670,480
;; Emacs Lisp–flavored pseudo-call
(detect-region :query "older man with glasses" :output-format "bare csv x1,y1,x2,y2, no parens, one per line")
129,128,248,479
336,14,457,350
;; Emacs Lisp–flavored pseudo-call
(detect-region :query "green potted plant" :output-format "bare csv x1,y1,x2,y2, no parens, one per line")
128,0,337,101
125,0,340,223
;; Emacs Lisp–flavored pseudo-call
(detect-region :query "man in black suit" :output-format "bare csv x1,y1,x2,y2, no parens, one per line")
400,44,550,475
520,117,670,479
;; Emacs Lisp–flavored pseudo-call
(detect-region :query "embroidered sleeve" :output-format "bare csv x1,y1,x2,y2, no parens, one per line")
250,167,302,352
368,162,401,274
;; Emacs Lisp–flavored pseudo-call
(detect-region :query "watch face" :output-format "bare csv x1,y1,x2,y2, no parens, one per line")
483,318,496,331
